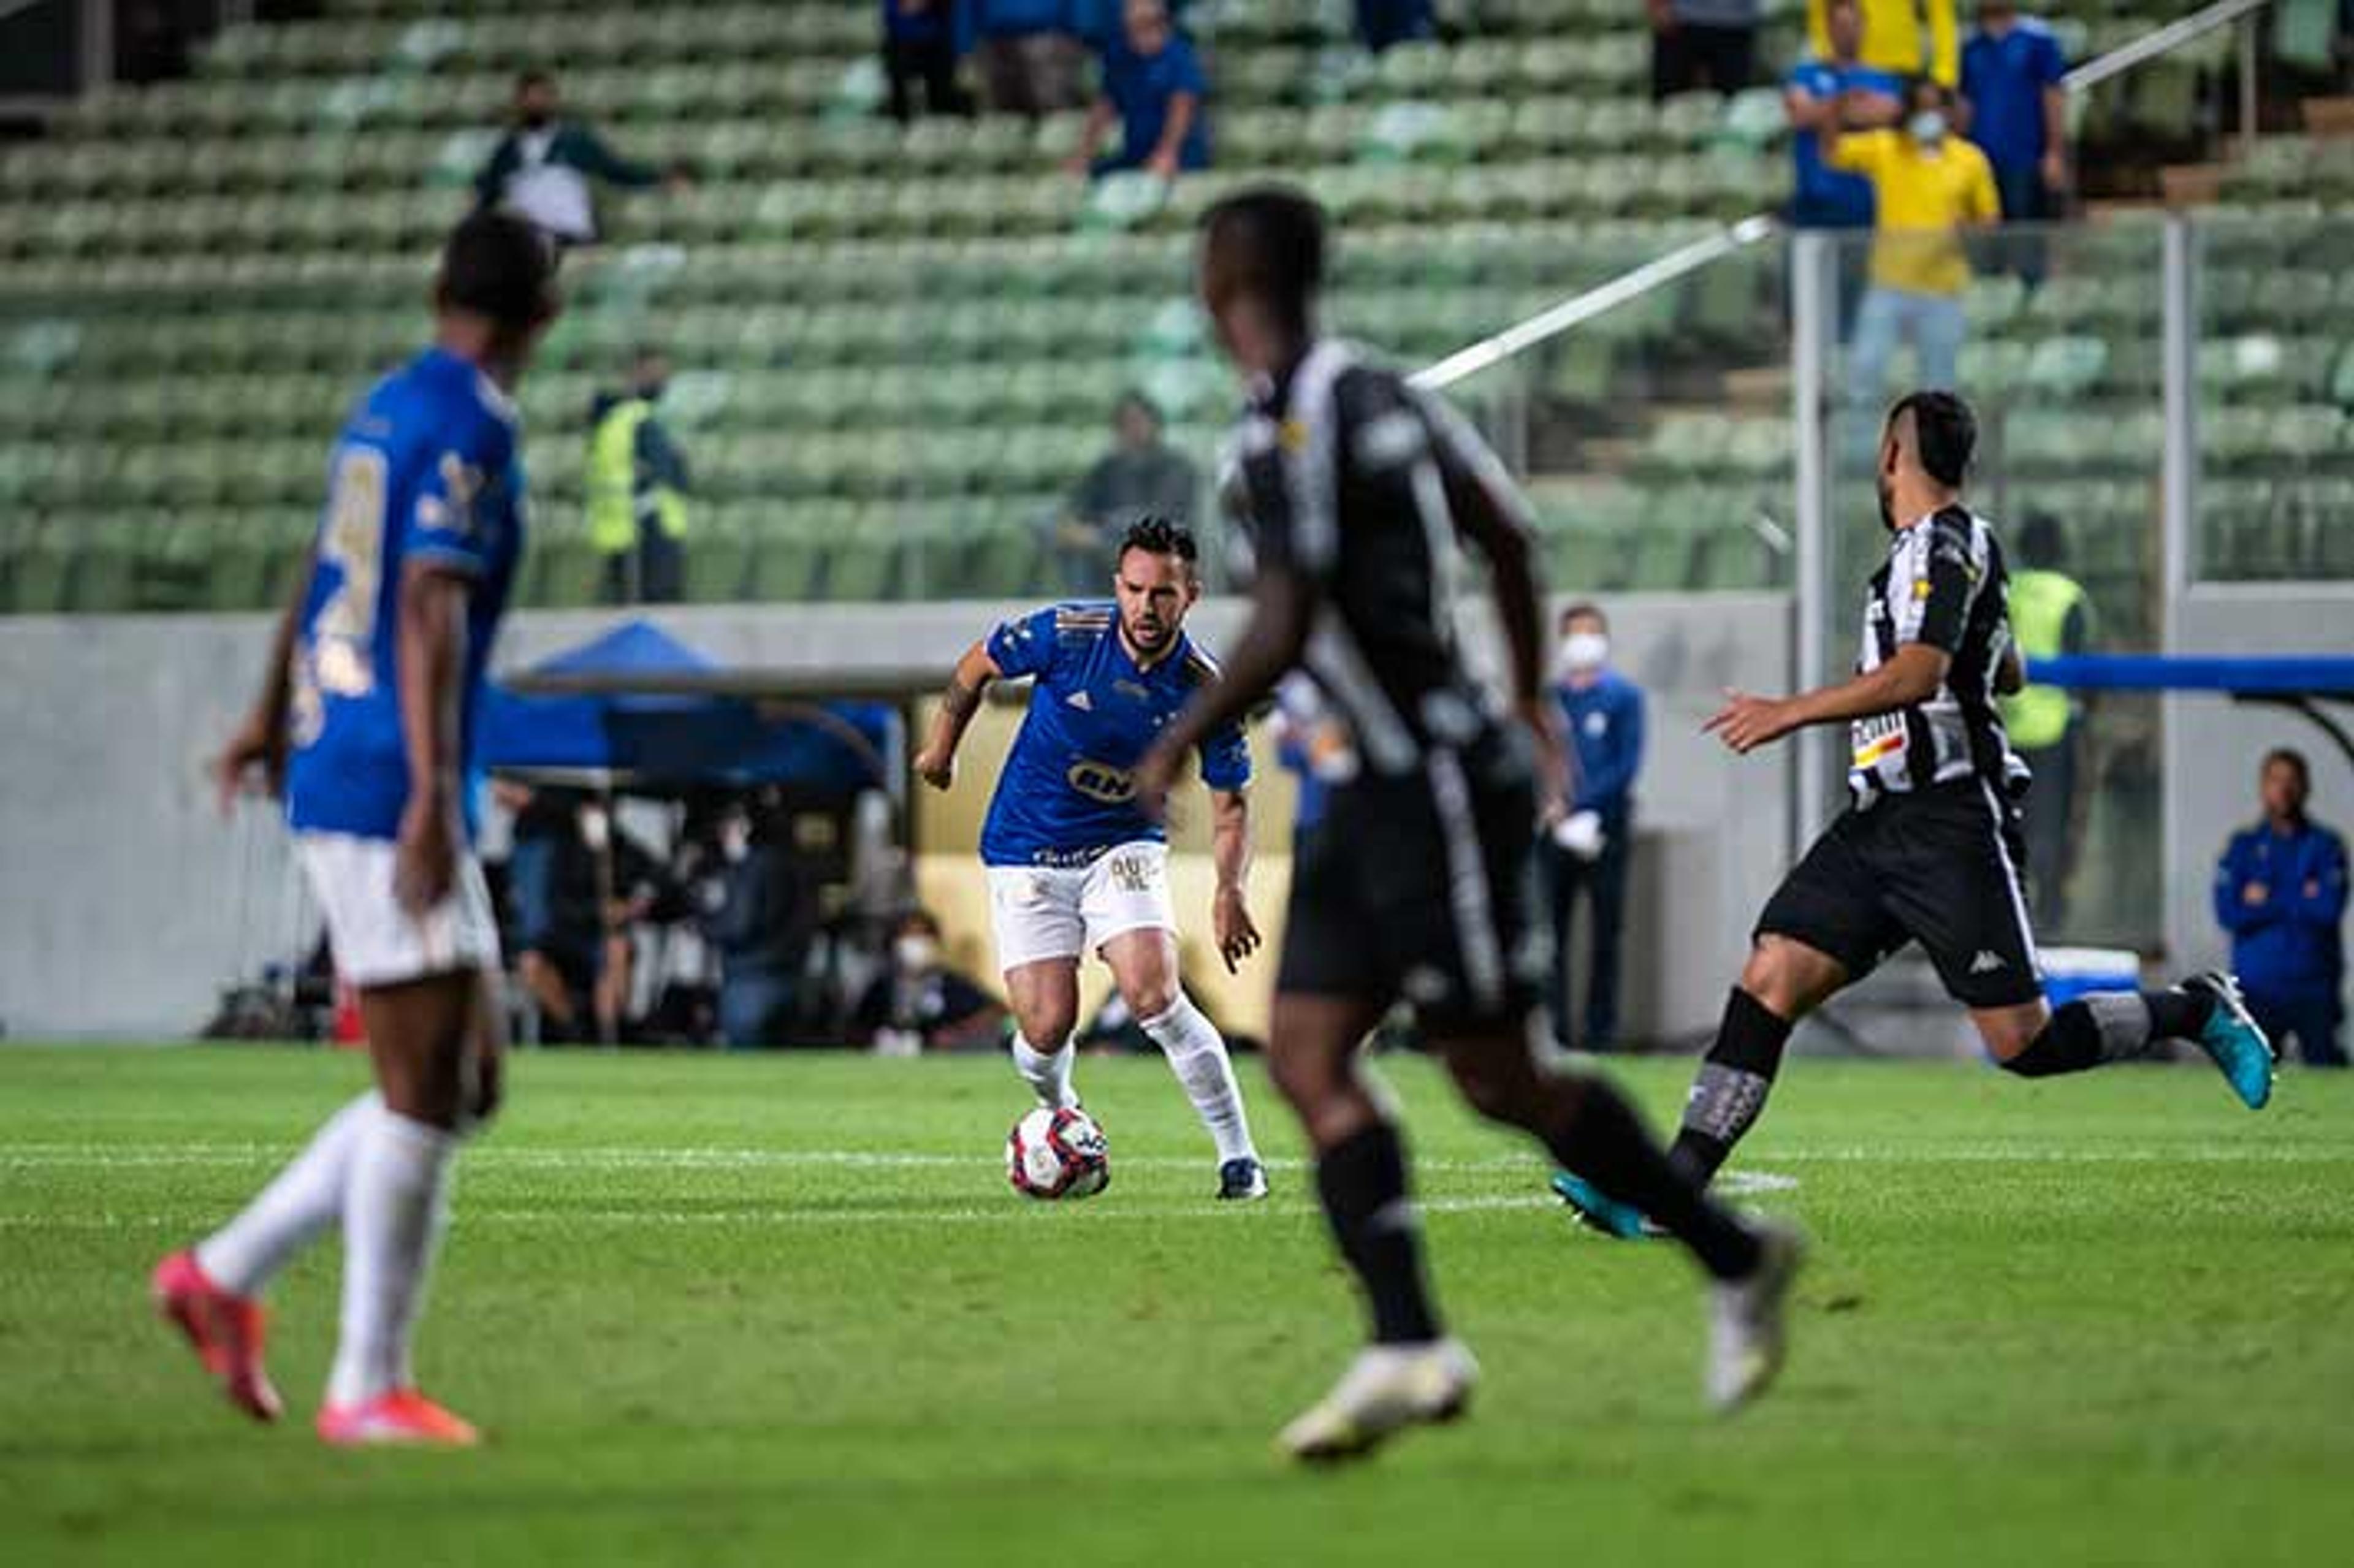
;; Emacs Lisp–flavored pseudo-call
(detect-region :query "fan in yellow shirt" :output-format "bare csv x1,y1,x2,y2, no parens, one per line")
1824,80,1998,404
1807,0,1959,87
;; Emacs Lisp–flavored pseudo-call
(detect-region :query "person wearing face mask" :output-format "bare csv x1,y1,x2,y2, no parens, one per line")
853,910,1006,1052
707,797,815,1050
1826,78,2000,409
470,70,688,249
1541,603,1645,1054
587,347,692,605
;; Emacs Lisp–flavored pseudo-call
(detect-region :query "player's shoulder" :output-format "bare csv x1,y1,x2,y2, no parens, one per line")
1046,599,1115,636
394,349,520,457
1176,635,1224,689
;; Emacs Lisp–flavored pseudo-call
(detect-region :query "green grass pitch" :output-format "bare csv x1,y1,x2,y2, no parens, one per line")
4,1044,2350,1568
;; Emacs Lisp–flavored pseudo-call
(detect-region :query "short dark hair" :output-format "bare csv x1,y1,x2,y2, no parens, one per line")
438,210,558,329
899,908,943,937
516,69,554,94
1114,389,1163,426
1199,185,1327,330
2017,510,2065,568
1559,600,1608,631
1118,514,1198,568
2263,748,2312,789
1888,389,1976,488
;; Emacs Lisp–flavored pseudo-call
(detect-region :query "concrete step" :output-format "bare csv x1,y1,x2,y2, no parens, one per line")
2159,164,2225,206
2303,97,2354,137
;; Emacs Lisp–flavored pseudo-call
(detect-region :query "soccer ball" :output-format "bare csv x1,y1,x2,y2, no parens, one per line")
1006,1106,1111,1200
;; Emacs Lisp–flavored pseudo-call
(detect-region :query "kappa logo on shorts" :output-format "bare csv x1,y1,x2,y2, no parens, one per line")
1969,950,2007,975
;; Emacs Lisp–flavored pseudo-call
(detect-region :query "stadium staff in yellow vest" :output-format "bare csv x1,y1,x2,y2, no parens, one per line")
2002,509,2090,928
588,348,691,604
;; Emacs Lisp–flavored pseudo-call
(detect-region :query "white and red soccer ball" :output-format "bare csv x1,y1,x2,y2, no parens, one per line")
1006,1106,1110,1200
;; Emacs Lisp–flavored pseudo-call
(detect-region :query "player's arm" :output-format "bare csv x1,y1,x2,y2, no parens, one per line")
1208,786,1260,973
1420,389,1572,815
393,560,474,914
1710,643,1952,755
1994,639,2026,695
213,544,317,811
913,641,1004,792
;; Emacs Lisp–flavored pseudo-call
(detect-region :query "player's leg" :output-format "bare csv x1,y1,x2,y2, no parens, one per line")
1900,785,2274,1106
1102,931,1263,1197
1438,1017,1802,1412
988,864,1089,1108
1267,990,1476,1460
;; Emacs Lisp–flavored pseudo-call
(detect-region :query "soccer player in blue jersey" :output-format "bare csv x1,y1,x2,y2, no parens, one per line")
153,211,558,1448
915,516,1270,1199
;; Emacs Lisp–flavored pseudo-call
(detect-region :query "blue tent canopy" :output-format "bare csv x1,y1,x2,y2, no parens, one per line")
478,621,901,796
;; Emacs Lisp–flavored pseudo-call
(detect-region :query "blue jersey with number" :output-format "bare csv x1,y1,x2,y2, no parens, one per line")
978,603,1251,867
285,346,527,843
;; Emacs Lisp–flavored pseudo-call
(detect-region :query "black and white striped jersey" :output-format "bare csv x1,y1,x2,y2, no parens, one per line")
1222,338,1534,778
1848,505,2022,804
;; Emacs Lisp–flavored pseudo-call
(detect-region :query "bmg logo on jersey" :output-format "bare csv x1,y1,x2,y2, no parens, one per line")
1065,760,1136,804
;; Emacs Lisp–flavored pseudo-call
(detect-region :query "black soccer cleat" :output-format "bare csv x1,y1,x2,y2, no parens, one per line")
1217,1157,1270,1201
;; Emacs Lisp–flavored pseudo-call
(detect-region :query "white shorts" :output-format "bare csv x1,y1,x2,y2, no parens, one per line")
299,831,502,990
987,842,1177,973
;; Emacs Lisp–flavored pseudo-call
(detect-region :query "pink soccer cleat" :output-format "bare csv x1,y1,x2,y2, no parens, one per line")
316,1389,481,1448
150,1250,283,1423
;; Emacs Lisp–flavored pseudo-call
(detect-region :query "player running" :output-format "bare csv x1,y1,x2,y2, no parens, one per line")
1134,186,1801,1463
1553,390,2277,1239
151,211,558,1447
914,515,1270,1200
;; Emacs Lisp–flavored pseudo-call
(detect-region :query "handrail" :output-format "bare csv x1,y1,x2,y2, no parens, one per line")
1412,0,2277,388
1409,215,1778,391
2065,0,2271,94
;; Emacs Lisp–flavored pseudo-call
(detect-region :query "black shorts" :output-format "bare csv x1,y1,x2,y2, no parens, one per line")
1277,729,1545,1032
1756,778,2044,1008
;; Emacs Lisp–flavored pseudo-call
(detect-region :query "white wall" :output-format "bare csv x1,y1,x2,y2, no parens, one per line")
0,593,1797,1041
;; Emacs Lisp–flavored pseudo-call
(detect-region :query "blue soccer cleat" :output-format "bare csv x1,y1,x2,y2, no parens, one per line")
2182,972,2277,1109
1550,1172,1653,1240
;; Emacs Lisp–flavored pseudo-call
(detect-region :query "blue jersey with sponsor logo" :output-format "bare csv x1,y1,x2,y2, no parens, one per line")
285,346,527,843
979,603,1251,867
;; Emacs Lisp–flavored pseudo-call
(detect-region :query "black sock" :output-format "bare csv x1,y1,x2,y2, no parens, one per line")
1669,988,1794,1185
1558,1079,1764,1282
2000,988,2212,1078
1316,1122,1442,1345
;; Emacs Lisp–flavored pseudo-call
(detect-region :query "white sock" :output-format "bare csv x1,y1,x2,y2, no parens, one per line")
1140,994,1256,1165
327,1103,459,1408
1011,1033,1080,1110
194,1092,376,1298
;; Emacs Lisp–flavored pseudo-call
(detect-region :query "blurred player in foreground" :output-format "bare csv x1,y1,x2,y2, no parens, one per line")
1135,186,1800,1463
153,211,558,1447
1554,390,2277,1239
914,516,1270,1200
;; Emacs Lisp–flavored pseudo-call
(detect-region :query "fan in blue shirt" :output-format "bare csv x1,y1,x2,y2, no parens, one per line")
915,516,1270,1198
1783,0,1905,229
1070,0,1209,178
2214,748,2348,1067
1960,4,2069,220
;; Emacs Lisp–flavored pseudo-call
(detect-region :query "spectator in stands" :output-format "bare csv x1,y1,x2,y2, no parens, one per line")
588,348,692,605
2215,749,2348,1068
882,1,977,122
2000,511,2090,929
1828,77,1999,405
1057,391,1198,588
975,0,1087,118
852,909,1005,1051
1268,673,1339,850
1649,0,1762,101
1542,603,1645,1054
1960,1,2069,281
1806,0,1959,87
1785,0,1905,231
1355,1,1436,53
708,796,817,1049
1067,0,1211,180
472,71,685,248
